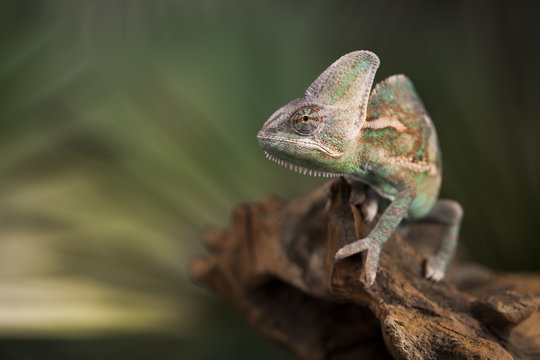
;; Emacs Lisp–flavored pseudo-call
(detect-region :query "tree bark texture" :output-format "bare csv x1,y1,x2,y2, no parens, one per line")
190,177,540,359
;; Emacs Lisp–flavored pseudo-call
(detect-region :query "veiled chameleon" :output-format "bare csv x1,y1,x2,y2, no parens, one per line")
257,51,462,285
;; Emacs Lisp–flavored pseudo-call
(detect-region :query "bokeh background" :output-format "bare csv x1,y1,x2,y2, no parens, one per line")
0,1,539,359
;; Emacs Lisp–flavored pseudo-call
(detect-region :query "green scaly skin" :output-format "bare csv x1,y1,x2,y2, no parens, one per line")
257,51,462,285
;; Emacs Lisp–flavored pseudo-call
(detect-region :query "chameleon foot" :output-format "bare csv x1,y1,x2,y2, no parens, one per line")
335,237,382,285
425,256,447,281
360,194,378,223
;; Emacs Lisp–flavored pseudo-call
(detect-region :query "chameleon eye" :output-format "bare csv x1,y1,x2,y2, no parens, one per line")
291,108,320,135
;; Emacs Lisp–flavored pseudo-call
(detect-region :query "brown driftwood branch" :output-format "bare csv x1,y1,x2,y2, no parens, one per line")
190,177,540,359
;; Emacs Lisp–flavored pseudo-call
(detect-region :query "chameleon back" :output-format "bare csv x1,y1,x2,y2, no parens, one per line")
361,75,441,218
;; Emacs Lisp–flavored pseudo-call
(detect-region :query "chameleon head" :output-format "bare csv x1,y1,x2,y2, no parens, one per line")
257,98,354,176
257,50,380,177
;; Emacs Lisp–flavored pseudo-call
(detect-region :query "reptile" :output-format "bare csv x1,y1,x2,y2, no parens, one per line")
257,50,463,285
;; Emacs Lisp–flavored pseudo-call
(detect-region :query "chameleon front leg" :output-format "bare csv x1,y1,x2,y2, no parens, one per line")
421,199,463,281
335,172,416,285
345,177,379,223
361,187,379,223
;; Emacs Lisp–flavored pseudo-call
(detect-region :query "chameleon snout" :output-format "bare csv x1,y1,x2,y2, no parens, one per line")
256,129,268,149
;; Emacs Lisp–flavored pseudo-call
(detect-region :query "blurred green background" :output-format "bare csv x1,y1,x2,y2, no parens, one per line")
0,0,539,359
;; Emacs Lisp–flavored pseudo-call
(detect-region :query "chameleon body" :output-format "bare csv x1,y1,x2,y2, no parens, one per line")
257,51,463,285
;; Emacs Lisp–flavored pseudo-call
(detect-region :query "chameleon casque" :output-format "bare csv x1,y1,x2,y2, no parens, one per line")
257,50,463,285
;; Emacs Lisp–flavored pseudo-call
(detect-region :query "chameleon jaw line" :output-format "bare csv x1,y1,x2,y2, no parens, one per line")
264,151,343,178
257,135,344,158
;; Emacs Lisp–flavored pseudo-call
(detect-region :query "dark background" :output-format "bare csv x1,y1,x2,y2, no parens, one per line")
0,1,539,359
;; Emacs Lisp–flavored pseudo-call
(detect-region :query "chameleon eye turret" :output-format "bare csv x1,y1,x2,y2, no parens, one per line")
257,50,463,286
290,107,320,135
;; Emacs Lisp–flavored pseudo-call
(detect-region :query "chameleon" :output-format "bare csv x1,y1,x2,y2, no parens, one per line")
256,50,463,285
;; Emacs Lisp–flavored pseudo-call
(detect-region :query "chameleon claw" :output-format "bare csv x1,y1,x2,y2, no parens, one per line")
425,256,446,282
335,237,382,286
361,196,378,223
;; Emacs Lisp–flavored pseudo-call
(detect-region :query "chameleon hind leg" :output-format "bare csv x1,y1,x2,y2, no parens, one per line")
421,199,463,281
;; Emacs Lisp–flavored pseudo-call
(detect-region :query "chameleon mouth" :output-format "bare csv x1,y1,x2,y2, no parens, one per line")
257,135,344,158
264,151,342,178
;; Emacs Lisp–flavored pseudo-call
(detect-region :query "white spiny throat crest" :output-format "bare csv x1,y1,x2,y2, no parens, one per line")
264,151,343,178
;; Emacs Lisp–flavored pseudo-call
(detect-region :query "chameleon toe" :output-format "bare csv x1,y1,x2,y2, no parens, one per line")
425,258,446,282
334,243,361,261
